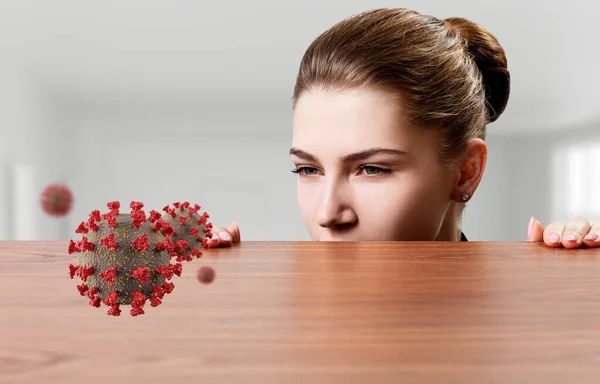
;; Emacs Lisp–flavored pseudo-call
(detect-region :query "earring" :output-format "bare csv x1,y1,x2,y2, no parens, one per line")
460,192,470,202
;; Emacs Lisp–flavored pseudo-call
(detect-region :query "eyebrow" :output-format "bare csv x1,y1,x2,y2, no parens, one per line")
289,147,408,163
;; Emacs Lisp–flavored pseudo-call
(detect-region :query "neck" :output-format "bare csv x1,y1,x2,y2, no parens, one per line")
435,202,462,241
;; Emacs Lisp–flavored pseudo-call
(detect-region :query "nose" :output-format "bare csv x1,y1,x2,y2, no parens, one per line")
316,180,357,229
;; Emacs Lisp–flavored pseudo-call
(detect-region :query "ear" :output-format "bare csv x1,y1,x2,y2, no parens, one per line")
451,138,487,202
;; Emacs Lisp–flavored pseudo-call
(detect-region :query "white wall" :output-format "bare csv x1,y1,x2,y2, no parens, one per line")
0,65,73,240
63,109,309,241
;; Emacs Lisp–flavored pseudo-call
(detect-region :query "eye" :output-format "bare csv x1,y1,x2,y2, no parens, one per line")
360,165,390,176
291,166,319,176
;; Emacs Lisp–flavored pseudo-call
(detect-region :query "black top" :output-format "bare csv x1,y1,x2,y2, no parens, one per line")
460,232,468,241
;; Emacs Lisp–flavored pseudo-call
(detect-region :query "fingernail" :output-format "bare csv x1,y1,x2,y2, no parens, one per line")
528,216,534,238
584,232,598,241
549,233,561,243
219,231,232,241
565,233,578,242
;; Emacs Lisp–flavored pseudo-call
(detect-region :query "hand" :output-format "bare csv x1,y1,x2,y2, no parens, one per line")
206,221,241,248
526,216,600,248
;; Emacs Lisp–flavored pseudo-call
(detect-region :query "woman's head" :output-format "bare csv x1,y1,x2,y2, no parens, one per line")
290,8,510,241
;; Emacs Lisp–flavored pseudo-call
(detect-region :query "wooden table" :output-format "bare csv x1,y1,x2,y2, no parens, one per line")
1,241,600,383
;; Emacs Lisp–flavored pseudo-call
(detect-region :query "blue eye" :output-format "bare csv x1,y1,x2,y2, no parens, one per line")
291,165,391,177
360,165,390,175
291,166,318,176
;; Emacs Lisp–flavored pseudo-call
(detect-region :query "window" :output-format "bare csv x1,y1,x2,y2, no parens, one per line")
0,163,8,240
552,142,600,222
12,163,36,240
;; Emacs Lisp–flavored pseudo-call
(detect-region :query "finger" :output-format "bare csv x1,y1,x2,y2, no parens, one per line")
543,221,566,248
526,216,544,242
562,216,591,249
227,221,241,243
208,224,235,247
583,219,600,248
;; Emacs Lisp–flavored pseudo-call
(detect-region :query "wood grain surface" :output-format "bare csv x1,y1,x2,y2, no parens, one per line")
1,240,600,383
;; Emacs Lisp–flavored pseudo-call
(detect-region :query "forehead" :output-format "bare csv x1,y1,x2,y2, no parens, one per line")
292,88,418,151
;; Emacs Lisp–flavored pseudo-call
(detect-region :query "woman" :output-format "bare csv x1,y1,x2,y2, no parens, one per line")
208,8,599,249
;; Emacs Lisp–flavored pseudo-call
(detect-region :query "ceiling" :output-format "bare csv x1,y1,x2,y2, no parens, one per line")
0,0,598,134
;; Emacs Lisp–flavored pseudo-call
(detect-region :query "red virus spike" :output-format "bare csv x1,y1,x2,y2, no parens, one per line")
172,263,183,277
78,236,95,252
77,284,89,296
100,233,117,251
103,290,118,306
149,293,162,307
68,240,80,254
99,267,117,285
189,204,201,215
75,222,88,234
132,267,150,285
89,295,101,308
162,205,177,218
148,210,161,223
87,210,101,232
77,265,95,281
172,202,181,209
155,265,174,280
130,201,144,211
87,287,99,298
130,291,147,316
162,281,174,294
190,248,203,259
151,219,174,237
131,209,147,229
107,305,121,316
69,264,80,278
200,238,209,248
152,285,166,300
107,201,121,213
67,200,192,317
178,215,187,225
151,219,163,232
161,223,175,237
131,234,150,251
102,211,118,228
155,238,172,252
189,227,200,237
173,240,188,254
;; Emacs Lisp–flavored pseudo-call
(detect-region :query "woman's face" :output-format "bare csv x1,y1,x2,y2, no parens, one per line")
291,88,459,241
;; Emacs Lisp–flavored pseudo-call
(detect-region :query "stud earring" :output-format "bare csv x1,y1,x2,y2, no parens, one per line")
460,192,470,202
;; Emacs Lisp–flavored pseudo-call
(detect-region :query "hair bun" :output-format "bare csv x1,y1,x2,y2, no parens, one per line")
444,17,510,123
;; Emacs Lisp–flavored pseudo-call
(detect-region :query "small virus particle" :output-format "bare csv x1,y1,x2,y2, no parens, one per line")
67,201,184,317
197,266,215,284
40,183,74,217
160,201,213,262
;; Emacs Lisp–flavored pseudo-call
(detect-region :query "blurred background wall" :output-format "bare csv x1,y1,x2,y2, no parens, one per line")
0,0,598,241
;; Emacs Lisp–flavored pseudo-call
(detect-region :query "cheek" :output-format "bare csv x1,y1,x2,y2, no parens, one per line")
296,182,318,223
355,171,451,240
